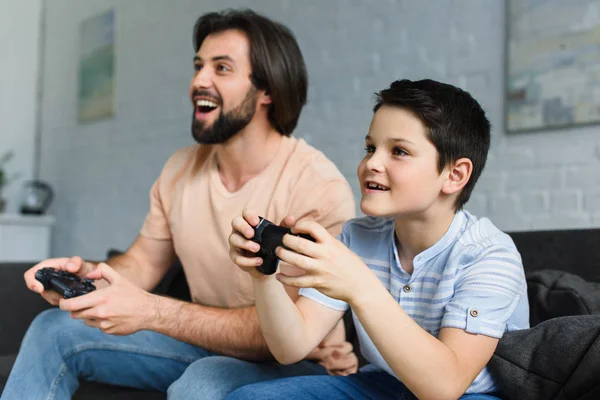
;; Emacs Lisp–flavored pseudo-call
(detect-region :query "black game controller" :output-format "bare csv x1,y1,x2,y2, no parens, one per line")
250,217,315,275
35,267,96,299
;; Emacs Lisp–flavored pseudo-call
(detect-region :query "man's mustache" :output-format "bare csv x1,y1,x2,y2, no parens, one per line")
193,90,221,104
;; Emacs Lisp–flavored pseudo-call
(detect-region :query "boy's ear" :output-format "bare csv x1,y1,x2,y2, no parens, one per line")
441,158,472,195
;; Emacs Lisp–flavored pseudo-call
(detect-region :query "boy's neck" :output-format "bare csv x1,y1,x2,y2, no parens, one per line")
214,120,283,193
393,207,457,272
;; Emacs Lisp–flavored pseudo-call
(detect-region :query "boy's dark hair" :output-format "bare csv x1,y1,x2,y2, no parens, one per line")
373,79,491,210
193,9,307,136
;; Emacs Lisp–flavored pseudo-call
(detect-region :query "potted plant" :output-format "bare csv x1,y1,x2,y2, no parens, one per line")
0,150,17,213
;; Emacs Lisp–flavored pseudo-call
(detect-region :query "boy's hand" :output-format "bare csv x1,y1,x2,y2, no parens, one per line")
275,221,381,304
229,209,297,279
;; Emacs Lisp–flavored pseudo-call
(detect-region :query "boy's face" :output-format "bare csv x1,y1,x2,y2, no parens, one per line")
357,105,448,218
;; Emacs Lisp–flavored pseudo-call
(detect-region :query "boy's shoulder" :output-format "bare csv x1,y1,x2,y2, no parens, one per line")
338,216,394,249
342,215,394,234
457,210,518,251
451,211,522,273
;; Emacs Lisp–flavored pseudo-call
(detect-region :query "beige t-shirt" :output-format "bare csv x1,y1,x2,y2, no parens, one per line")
140,136,355,308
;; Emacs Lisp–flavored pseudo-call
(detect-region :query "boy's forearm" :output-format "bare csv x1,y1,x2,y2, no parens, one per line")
351,286,464,400
252,276,315,364
146,295,272,361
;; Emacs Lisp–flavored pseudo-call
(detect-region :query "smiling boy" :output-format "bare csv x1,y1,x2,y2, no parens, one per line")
228,79,529,400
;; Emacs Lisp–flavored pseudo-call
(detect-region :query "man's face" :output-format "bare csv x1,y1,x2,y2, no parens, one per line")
190,29,259,144
357,106,447,218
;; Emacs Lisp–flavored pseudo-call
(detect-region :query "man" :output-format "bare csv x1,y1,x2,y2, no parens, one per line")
3,9,356,400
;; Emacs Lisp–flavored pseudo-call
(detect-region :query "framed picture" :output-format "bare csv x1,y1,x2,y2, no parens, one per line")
505,0,600,132
78,9,115,123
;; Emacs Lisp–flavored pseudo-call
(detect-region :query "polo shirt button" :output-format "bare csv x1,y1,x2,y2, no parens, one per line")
470,309,479,317
403,284,411,293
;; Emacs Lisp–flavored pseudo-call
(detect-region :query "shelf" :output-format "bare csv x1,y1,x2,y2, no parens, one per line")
0,213,55,226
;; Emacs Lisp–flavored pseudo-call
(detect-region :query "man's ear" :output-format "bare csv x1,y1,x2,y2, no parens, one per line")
258,90,272,106
441,158,472,195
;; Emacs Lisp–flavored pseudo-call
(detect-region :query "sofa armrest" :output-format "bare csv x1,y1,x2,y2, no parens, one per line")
0,263,52,355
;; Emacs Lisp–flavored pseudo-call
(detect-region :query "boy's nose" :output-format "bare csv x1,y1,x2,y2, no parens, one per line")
365,153,385,172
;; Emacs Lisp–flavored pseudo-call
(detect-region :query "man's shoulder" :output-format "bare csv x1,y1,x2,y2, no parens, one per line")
285,137,348,184
159,144,209,178
165,144,204,167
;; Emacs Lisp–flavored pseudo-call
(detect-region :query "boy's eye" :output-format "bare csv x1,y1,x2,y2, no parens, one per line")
364,145,375,154
392,147,407,156
194,64,202,71
217,64,230,72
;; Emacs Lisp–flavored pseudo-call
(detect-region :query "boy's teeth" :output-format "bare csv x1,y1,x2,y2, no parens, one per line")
367,182,389,190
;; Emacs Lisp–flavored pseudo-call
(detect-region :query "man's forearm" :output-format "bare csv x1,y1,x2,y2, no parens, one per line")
147,295,272,361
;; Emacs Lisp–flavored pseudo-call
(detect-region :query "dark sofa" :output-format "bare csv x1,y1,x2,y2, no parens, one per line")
2,228,600,399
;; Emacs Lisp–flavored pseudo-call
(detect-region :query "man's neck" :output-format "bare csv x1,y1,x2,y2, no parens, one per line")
214,120,283,193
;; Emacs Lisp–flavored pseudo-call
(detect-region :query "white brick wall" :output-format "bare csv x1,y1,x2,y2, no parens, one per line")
37,0,600,258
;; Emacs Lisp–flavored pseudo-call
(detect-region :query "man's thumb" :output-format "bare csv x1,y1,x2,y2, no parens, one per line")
88,263,118,284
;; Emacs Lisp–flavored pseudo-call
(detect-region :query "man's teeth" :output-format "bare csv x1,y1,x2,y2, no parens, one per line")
196,99,218,109
367,182,389,190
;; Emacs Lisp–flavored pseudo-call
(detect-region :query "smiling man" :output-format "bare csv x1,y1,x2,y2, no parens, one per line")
4,9,356,400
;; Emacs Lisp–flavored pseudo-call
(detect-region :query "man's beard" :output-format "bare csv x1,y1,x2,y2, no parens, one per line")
191,86,259,144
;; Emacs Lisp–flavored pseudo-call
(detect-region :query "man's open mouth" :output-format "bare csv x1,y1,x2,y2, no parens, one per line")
196,99,219,116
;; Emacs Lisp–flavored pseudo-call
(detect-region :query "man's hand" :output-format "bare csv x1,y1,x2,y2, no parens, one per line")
59,263,156,335
309,341,359,376
24,256,96,305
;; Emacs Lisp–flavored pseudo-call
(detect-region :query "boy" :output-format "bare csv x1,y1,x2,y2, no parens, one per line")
227,79,529,399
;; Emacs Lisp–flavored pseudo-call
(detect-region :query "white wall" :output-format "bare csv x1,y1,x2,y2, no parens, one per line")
0,0,42,213
36,0,600,259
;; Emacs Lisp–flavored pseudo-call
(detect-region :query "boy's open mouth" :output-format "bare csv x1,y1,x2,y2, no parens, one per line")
365,182,390,191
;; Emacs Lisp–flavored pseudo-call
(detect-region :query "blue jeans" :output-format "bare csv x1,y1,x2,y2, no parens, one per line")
1,309,325,400
225,370,502,400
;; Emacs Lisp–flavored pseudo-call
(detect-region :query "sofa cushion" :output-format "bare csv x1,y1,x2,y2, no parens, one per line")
0,354,16,395
526,269,600,326
0,263,52,354
73,381,165,400
508,228,600,283
489,314,600,400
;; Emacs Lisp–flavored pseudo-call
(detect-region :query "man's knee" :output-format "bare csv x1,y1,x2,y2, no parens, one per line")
168,356,256,400
22,309,90,355
22,309,69,344
225,383,268,400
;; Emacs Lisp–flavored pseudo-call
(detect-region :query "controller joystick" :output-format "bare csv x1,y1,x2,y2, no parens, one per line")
250,217,315,275
35,267,96,299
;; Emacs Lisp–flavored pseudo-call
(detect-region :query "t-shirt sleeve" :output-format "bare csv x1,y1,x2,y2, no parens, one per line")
139,147,195,240
139,177,172,240
441,245,526,338
299,223,351,312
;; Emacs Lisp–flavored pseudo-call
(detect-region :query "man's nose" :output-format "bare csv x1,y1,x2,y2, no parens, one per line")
192,67,212,89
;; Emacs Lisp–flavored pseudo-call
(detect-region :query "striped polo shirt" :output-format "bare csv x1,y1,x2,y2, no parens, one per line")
300,210,529,394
